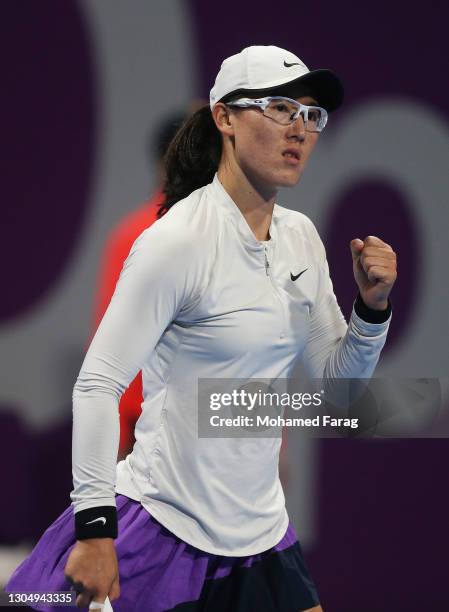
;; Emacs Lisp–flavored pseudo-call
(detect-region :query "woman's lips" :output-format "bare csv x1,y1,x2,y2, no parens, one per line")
282,150,301,165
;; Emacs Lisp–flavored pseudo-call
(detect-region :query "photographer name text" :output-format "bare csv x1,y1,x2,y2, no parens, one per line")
209,415,359,429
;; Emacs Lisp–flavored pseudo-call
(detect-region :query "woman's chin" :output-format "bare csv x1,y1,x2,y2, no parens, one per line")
277,169,303,188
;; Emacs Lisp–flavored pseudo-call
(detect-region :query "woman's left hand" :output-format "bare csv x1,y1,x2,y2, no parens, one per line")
350,236,397,310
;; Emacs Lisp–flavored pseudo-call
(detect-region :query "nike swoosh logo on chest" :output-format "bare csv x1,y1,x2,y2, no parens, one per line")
290,268,308,281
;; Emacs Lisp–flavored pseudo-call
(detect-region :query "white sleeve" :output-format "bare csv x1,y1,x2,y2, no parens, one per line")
70,222,202,513
301,228,391,381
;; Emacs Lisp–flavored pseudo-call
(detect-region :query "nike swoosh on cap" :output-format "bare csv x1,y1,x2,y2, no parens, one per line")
85,516,107,526
290,269,308,281
284,61,301,68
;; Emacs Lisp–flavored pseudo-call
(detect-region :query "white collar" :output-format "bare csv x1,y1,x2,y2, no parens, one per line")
210,174,278,251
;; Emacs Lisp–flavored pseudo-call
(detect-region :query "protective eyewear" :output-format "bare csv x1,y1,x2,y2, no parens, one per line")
226,96,328,132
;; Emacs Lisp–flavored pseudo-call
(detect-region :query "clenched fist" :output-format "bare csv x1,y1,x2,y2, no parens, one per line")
350,236,397,310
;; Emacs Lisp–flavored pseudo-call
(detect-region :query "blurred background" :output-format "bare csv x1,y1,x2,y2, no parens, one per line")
1,1,448,610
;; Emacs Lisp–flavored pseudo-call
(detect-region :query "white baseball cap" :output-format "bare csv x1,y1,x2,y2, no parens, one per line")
210,45,344,112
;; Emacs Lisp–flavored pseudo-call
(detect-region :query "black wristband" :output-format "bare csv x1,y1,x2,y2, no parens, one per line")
354,292,392,324
74,506,118,540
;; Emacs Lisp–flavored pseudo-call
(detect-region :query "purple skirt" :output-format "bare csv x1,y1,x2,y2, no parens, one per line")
6,494,319,611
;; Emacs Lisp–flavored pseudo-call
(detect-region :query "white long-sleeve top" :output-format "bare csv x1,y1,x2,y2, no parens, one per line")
71,174,391,555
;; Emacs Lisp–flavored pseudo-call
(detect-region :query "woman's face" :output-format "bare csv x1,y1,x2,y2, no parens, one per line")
224,96,320,195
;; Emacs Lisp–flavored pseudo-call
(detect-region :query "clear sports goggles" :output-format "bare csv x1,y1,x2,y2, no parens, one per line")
226,96,328,132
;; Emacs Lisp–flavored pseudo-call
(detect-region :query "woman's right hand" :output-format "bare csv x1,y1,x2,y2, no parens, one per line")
64,538,120,608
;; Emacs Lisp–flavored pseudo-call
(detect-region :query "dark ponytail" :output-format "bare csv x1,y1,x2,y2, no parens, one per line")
158,105,222,217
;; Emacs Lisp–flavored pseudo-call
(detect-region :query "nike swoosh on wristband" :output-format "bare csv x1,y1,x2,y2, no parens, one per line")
85,516,106,526
284,61,301,67
290,269,308,281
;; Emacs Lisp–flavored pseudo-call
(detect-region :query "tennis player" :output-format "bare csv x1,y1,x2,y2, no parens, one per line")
6,45,396,611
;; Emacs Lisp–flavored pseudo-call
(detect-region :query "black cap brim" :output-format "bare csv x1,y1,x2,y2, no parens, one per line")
220,68,344,112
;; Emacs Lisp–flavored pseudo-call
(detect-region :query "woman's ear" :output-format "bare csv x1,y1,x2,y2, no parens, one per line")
212,103,235,137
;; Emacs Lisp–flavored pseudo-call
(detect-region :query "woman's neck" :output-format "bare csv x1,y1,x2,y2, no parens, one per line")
217,161,276,242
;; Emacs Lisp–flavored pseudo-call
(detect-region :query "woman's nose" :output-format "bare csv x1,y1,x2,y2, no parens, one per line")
289,114,306,141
